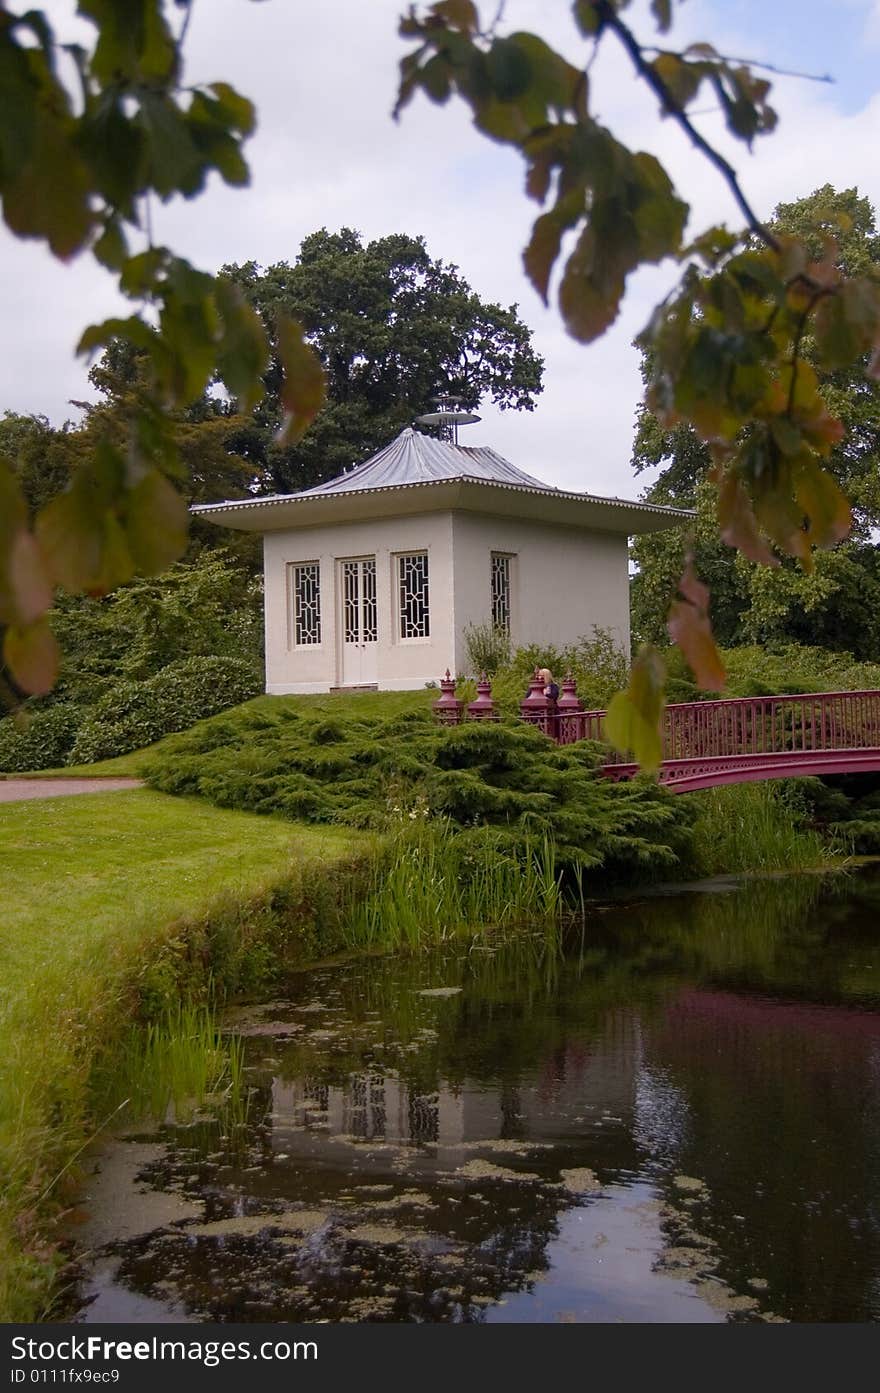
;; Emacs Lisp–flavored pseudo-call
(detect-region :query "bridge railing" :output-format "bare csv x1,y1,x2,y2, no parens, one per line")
571,690,880,761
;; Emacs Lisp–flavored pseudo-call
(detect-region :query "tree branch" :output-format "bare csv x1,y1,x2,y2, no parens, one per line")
594,0,779,251
642,47,834,86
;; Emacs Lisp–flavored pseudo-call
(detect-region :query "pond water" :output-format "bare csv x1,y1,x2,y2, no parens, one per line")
71,866,880,1324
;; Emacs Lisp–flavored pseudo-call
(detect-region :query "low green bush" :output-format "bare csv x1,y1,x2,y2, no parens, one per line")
665,643,880,704
145,704,694,883
458,627,629,712
0,703,81,773
67,656,261,764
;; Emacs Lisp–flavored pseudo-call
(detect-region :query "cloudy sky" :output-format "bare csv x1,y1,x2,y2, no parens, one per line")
2,0,880,498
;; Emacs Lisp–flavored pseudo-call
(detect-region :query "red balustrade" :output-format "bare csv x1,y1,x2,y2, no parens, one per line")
435,673,880,792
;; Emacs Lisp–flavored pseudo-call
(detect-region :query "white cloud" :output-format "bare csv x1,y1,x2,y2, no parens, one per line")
1,0,878,500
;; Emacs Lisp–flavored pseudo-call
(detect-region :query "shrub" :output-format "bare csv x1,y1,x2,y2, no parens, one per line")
68,657,261,764
463,621,511,675
0,703,81,773
464,627,629,713
144,702,693,884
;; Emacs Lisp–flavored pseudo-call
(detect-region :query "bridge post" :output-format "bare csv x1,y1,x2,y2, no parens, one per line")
520,668,554,737
556,672,584,744
433,669,463,726
467,672,498,722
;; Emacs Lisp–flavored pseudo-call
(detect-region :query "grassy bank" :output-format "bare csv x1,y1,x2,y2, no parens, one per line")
685,782,831,876
0,787,372,1322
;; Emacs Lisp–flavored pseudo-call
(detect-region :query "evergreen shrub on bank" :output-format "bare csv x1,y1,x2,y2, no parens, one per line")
0,703,81,773
145,705,693,882
66,657,262,765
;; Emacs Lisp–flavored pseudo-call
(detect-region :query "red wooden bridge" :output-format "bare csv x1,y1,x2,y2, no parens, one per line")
434,674,880,793
559,690,880,793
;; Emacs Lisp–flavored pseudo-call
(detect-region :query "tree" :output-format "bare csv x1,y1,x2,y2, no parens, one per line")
631,187,880,658
219,230,543,492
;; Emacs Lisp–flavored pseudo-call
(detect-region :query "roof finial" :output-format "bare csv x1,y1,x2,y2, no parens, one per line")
414,392,481,446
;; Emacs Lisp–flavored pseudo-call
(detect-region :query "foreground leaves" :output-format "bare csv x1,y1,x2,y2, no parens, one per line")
604,646,666,772
398,2,880,763
0,1,325,696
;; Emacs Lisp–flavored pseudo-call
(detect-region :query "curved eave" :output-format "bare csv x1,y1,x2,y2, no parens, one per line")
190,477,694,536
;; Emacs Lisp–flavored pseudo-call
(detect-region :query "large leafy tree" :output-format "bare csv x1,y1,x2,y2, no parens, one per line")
631,187,880,659
218,229,544,492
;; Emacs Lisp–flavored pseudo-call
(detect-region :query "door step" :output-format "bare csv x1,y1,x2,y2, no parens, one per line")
329,684,379,693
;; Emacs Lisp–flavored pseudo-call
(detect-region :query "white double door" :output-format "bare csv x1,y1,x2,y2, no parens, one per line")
339,556,378,686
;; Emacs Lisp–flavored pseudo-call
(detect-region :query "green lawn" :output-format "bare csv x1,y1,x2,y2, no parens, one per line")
0,786,364,1320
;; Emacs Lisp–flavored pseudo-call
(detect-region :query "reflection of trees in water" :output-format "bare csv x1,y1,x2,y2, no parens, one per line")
85,867,880,1322
641,988,880,1322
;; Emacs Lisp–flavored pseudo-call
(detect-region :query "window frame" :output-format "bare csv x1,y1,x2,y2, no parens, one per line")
288,560,322,649
395,548,431,643
490,550,516,638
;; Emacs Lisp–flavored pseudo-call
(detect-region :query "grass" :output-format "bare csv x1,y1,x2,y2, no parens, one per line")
686,781,831,875
0,786,366,1321
90,1001,247,1128
345,819,571,950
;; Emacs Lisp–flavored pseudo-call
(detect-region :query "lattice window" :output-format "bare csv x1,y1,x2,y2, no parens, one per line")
408,1090,439,1144
362,559,377,642
398,551,430,639
491,552,513,635
342,560,359,644
293,562,321,645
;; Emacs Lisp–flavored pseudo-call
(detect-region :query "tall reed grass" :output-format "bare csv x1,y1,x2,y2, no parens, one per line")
687,781,830,876
344,819,572,949
90,1002,246,1126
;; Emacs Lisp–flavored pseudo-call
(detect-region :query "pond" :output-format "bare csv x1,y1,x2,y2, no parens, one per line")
70,865,880,1324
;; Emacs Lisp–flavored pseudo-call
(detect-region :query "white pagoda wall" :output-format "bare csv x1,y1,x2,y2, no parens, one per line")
262,512,456,694
450,511,631,676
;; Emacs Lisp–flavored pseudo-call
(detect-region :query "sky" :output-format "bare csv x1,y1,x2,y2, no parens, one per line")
2,0,880,500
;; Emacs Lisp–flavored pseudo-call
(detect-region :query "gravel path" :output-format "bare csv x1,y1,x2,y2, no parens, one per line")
0,778,143,802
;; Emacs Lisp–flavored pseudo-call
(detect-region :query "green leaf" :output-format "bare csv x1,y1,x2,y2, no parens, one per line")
523,209,568,304
794,458,852,551
3,619,59,697
35,442,130,593
0,462,51,628
604,645,666,773
2,104,92,259
713,465,777,567
208,82,257,136
666,556,726,691
558,223,628,342
76,96,144,213
77,315,156,357
120,248,166,297
276,317,326,445
79,0,177,84
214,280,270,413
139,93,201,198
486,37,533,102
572,1,601,37
430,0,479,32
651,0,673,32
652,53,702,110
92,218,129,270
124,468,188,574
6,529,52,627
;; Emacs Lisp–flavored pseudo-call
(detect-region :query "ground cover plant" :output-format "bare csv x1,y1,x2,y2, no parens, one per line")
0,787,369,1322
144,700,695,884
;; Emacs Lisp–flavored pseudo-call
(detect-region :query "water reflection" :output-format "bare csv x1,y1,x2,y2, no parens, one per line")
71,866,880,1323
